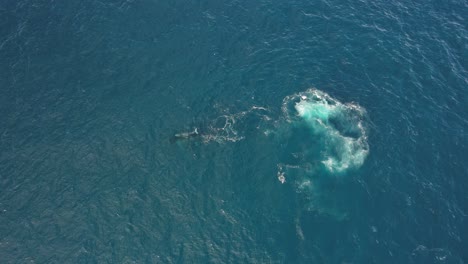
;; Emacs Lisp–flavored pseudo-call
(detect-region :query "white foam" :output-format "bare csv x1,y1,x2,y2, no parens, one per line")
201,106,272,144
282,88,369,173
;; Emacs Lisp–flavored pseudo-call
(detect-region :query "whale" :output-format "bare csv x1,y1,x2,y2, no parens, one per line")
175,128,199,138
170,128,200,143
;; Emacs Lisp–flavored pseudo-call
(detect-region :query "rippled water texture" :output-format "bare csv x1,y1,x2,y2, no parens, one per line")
1,0,467,263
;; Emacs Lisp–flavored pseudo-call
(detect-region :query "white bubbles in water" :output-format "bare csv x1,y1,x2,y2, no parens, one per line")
201,106,272,143
282,88,369,173
198,88,369,174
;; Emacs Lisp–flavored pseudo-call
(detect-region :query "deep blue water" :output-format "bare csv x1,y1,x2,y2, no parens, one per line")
1,0,467,263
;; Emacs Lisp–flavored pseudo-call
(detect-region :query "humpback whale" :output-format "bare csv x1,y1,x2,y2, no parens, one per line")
175,128,199,138
170,128,200,143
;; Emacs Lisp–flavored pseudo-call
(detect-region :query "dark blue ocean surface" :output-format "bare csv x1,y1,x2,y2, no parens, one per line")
1,0,467,263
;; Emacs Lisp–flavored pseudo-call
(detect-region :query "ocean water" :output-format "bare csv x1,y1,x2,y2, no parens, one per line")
1,0,467,263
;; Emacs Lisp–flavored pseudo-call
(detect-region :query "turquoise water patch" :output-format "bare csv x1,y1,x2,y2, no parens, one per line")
282,89,369,173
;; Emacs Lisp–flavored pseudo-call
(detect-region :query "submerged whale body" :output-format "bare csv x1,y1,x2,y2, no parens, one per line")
170,128,200,143
175,128,199,138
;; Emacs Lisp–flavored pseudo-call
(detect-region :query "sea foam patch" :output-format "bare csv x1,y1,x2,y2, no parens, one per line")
282,89,369,173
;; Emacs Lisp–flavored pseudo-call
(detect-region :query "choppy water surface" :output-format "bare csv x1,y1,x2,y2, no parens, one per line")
1,0,467,263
